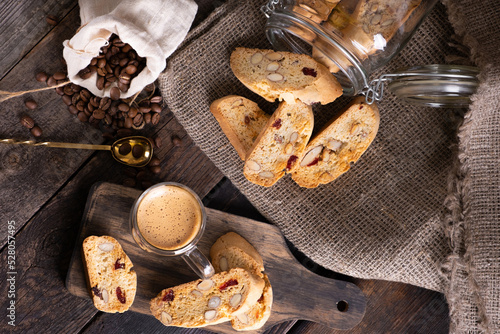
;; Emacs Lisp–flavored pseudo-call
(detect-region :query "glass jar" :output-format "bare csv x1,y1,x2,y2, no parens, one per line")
262,0,478,107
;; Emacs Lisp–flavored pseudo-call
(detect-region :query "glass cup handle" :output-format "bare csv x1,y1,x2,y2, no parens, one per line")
181,246,215,279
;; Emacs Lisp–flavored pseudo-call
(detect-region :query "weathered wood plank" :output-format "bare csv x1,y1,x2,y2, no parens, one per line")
0,0,77,79
287,277,450,334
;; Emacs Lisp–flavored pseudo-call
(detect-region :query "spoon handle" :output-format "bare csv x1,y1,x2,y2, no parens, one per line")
0,139,112,151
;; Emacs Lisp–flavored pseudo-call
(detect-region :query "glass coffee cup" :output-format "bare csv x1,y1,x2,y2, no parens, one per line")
130,182,215,279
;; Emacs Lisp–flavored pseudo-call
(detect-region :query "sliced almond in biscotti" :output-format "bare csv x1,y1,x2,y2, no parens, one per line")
150,268,265,328
244,100,314,187
210,95,270,160
291,96,380,188
230,47,342,105
82,235,137,313
210,232,273,331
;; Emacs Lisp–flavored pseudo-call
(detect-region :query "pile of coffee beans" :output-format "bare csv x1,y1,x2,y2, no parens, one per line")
77,34,146,93
34,69,168,190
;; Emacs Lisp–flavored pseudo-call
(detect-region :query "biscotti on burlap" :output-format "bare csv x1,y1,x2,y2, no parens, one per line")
230,47,342,105
210,95,270,160
244,100,314,187
291,96,379,188
82,235,137,313
150,268,265,328
210,232,273,331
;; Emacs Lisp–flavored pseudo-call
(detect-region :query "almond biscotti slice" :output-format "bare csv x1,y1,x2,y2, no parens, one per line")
210,232,273,331
210,95,270,160
82,235,137,313
230,47,342,105
150,268,265,328
244,100,314,187
291,96,379,188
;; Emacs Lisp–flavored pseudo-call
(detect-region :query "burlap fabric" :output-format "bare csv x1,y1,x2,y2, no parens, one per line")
159,1,500,332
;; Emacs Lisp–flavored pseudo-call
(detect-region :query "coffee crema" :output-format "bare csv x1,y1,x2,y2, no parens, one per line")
136,185,202,251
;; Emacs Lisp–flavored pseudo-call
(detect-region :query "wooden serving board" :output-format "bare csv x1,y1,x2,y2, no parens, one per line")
66,182,366,333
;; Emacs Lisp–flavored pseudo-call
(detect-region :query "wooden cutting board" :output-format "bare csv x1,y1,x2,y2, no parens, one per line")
66,182,366,333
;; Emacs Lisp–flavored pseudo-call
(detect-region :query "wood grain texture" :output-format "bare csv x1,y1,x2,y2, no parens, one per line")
66,182,366,333
0,0,77,79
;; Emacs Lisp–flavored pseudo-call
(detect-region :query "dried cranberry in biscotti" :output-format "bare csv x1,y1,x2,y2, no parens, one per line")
219,279,238,291
162,289,174,302
302,67,317,77
116,287,126,304
271,119,282,129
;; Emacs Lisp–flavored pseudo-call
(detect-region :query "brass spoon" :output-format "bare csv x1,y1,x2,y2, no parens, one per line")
0,136,153,167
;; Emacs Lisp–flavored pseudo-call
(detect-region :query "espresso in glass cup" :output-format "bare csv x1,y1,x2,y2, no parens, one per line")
130,182,214,279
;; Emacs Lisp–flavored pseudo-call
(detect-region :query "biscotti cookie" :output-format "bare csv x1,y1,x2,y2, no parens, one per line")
210,95,270,160
150,268,265,328
293,0,339,23
210,232,273,331
210,232,264,277
244,100,314,187
230,47,342,105
342,0,422,54
82,235,137,313
291,96,379,188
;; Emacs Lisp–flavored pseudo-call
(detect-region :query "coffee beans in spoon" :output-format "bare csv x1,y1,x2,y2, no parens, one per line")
77,34,146,94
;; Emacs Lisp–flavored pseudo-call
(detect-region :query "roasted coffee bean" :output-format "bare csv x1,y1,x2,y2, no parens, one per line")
139,105,151,113
132,145,145,159
93,109,105,120
118,143,132,156
20,115,35,129
77,111,89,122
150,103,162,113
97,58,106,68
118,81,129,93
99,97,111,110
63,85,74,96
124,64,137,75
151,112,160,125
149,165,161,174
72,94,80,106
53,72,66,80
110,87,120,100
87,103,94,112
136,170,148,181
148,157,161,167
46,15,58,26
78,67,92,79
104,113,112,125
150,95,162,104
171,135,182,147
55,87,65,96
96,76,105,90
62,94,72,106
36,71,48,82
145,83,155,92
144,113,152,125
119,58,129,67
127,107,138,118
118,103,130,112
97,67,106,77
30,125,42,137
25,99,38,110
124,117,133,129
71,84,81,92
68,105,78,115
90,96,100,108
76,100,86,112
47,76,57,87
154,136,162,149
133,113,143,127
80,89,91,102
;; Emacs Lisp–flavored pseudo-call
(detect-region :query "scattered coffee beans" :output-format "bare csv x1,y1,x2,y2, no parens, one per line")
25,99,38,110
77,34,146,93
172,135,182,147
46,15,58,26
30,125,43,137
36,71,48,82
20,115,35,129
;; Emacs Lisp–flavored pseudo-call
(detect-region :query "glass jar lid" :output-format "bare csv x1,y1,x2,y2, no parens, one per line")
364,64,479,107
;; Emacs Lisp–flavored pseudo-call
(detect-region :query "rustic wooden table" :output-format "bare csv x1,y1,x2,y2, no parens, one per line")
0,0,450,333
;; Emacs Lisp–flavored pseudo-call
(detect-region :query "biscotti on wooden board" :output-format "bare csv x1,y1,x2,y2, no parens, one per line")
291,96,380,188
230,47,342,105
244,100,314,187
210,95,270,160
210,232,273,331
82,235,137,313
150,268,265,328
